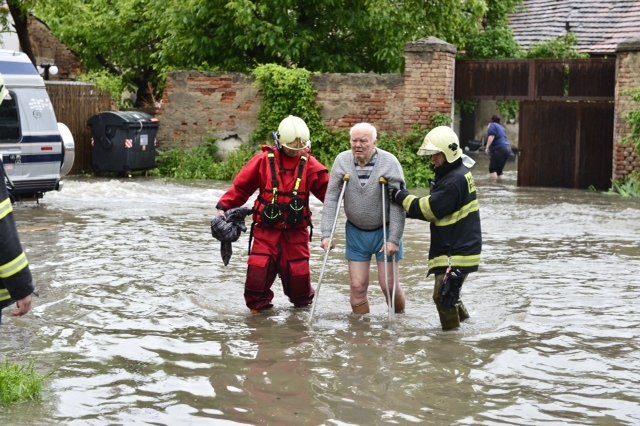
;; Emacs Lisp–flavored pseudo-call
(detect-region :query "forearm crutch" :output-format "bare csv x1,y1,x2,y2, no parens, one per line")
379,176,394,319
308,174,350,325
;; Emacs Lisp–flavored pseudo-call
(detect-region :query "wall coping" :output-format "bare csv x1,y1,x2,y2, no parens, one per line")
404,36,457,54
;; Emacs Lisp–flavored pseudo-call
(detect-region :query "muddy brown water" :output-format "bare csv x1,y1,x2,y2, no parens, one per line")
1,154,639,425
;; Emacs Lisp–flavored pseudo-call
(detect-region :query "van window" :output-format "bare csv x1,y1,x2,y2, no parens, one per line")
0,92,21,142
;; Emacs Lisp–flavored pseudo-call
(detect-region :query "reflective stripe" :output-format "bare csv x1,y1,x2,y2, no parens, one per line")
429,253,481,271
0,196,12,220
434,199,480,227
0,252,29,279
418,196,437,222
0,288,9,302
403,194,437,222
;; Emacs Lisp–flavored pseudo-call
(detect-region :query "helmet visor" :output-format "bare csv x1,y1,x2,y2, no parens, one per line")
416,141,441,157
282,137,309,151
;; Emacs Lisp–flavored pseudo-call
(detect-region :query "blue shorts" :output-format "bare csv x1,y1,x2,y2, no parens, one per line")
345,221,404,262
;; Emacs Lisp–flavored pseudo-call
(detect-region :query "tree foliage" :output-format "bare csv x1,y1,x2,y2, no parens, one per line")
524,32,589,59
30,0,497,105
7,1,561,106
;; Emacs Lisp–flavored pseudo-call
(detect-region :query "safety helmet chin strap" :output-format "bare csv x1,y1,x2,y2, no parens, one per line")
272,131,282,151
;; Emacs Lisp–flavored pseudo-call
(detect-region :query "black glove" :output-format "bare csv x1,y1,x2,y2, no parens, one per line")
439,267,465,308
388,187,409,205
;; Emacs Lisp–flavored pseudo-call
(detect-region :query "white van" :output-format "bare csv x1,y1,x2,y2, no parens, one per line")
0,50,74,201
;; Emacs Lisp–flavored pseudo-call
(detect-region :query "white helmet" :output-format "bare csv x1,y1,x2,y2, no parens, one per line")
417,126,461,163
277,115,310,151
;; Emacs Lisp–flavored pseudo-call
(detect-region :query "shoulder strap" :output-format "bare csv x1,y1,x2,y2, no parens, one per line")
267,151,279,203
292,155,308,196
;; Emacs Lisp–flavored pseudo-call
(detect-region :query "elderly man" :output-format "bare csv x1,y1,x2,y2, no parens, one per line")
321,122,406,314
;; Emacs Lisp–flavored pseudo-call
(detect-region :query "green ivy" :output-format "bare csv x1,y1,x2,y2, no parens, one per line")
623,88,640,153
430,112,452,128
610,88,640,197
154,141,257,181
251,64,329,146
496,100,519,121
77,70,134,110
524,33,588,59
610,171,640,198
377,126,435,188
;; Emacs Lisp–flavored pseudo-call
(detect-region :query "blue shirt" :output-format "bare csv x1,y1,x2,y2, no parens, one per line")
487,122,511,153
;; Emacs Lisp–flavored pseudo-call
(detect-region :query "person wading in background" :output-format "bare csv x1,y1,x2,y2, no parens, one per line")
485,114,513,181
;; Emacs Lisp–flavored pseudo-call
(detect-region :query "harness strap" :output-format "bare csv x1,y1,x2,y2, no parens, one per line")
267,152,279,203
292,155,308,196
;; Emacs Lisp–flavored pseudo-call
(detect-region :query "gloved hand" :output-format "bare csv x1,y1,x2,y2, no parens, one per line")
388,187,409,205
439,267,465,308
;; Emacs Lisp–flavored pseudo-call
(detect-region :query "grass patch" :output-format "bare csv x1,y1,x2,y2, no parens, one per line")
0,359,47,406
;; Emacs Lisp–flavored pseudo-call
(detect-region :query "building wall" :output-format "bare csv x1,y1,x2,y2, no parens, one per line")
613,38,640,181
156,37,457,150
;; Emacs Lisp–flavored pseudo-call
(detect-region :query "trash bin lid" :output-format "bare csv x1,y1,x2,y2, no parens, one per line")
89,111,157,128
104,111,153,122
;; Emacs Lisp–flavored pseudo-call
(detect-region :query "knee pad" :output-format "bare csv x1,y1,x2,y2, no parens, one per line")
283,258,313,304
244,254,277,310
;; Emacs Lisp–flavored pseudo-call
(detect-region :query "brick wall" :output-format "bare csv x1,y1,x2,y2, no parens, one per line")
158,72,261,151
613,39,640,181
402,37,456,132
156,37,456,149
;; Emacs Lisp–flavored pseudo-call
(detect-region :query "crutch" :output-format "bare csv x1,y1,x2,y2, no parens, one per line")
379,176,394,320
308,174,350,325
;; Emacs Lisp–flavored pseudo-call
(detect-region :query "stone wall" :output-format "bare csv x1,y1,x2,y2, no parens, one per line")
156,37,456,150
613,38,640,181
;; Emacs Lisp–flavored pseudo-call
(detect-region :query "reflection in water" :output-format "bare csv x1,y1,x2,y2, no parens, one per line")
1,156,639,425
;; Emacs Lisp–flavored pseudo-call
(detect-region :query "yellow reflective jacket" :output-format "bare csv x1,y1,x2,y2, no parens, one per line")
0,175,34,310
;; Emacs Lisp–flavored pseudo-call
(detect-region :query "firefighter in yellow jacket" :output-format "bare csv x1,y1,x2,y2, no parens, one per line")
0,72,34,323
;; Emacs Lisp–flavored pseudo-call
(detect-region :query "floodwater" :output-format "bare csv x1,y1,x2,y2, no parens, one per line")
1,155,639,425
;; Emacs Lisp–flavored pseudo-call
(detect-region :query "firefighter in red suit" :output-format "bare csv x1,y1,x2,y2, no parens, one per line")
216,116,329,313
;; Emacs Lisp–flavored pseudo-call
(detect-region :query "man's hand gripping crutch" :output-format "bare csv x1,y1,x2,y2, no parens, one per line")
379,176,401,320
308,174,351,324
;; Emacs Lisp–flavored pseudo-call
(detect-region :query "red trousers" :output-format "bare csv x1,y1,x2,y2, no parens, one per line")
244,226,314,310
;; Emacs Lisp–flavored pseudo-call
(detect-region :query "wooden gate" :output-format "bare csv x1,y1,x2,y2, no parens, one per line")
455,58,615,189
518,101,613,189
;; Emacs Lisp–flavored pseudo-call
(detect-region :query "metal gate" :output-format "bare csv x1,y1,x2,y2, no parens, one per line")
455,58,615,189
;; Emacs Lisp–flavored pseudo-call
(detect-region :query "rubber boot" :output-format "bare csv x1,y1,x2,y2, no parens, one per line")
457,301,470,322
437,305,461,331
351,301,370,314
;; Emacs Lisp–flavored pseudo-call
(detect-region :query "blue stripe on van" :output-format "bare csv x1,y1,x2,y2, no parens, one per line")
21,135,63,143
0,62,39,75
0,61,39,75
1,153,63,164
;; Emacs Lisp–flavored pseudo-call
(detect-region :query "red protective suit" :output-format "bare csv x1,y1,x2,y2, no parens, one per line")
216,146,329,311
